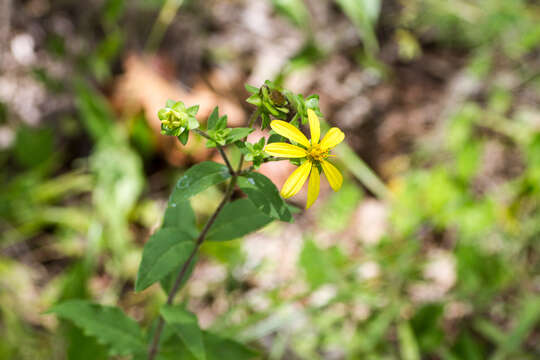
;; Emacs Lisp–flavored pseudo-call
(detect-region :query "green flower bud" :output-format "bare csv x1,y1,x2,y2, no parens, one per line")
158,100,200,138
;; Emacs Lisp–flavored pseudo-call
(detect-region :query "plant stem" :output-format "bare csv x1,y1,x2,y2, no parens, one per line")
194,129,236,176
237,109,260,172
147,173,238,360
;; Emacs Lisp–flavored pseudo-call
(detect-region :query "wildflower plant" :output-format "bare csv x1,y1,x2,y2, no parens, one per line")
47,81,346,359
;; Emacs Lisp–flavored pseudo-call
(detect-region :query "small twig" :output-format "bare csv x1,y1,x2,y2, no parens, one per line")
194,129,235,176
147,176,237,359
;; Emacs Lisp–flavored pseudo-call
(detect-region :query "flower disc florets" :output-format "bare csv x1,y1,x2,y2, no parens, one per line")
307,144,329,162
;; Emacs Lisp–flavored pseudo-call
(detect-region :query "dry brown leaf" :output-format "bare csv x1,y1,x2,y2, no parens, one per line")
112,54,245,165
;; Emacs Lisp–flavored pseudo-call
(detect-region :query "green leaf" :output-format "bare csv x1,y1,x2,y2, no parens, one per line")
160,255,198,294
398,321,420,360
178,130,189,145
206,199,273,242
494,296,540,359
271,0,310,28
74,80,116,142
299,239,341,288
238,172,292,222
203,332,258,360
155,331,257,360
245,84,259,94
225,128,254,143
135,228,195,292
161,306,206,360
187,116,200,130
246,94,262,107
335,0,380,53
47,300,146,356
14,126,54,168
187,105,200,116
207,107,220,130
171,162,232,203
62,322,109,360
162,200,198,238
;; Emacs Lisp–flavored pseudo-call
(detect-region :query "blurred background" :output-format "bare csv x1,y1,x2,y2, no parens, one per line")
1,0,540,359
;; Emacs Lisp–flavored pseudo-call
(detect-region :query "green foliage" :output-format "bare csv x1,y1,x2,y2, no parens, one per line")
235,137,268,168
47,300,146,356
206,199,273,242
270,0,310,29
171,161,232,203
156,331,258,360
205,107,254,147
245,80,322,128
13,125,54,168
161,305,206,360
397,321,420,360
335,0,381,53
135,228,196,291
8,0,540,357
159,100,200,144
238,172,293,222
201,332,258,360
299,239,345,289
162,199,197,237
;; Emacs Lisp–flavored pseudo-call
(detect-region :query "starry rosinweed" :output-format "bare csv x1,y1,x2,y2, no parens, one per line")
264,109,344,208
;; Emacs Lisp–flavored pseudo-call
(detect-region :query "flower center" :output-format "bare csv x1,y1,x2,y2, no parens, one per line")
308,144,328,162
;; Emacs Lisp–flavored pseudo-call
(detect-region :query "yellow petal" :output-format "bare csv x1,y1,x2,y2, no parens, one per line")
306,163,320,208
270,120,310,148
281,161,312,198
264,143,308,158
319,127,345,150
321,160,343,192
307,109,320,145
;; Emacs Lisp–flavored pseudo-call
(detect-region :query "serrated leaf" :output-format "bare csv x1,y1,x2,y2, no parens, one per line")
161,306,206,360
156,331,257,360
62,322,109,360
135,228,195,291
238,172,293,222
225,128,254,143
47,300,145,356
206,199,273,242
171,162,232,203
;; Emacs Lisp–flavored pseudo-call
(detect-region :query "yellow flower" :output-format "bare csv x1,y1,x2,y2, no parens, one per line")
264,109,345,208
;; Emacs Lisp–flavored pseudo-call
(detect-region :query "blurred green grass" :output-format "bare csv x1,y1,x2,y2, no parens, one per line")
1,0,540,359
